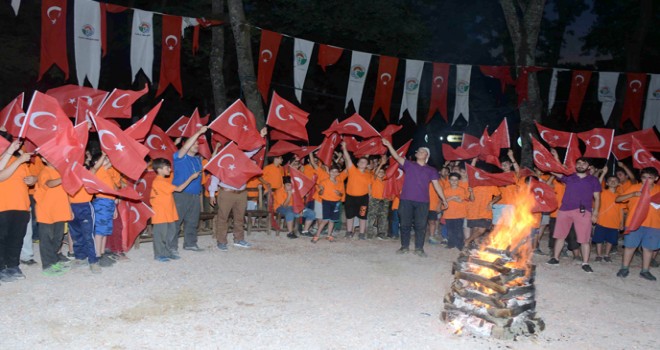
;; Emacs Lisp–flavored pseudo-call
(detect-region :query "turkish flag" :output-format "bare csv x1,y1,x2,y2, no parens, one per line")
118,200,154,251
427,62,449,123
383,168,404,199
466,164,516,187
144,125,177,162
0,93,25,137
74,98,96,131
563,134,581,174
613,128,660,159
251,147,265,168
45,84,108,117
288,165,315,213
631,137,660,172
621,73,648,129
126,100,163,142
270,129,301,142
491,118,510,149
165,116,189,138
96,84,148,119
515,66,544,106
529,178,558,213
181,108,203,138
335,113,380,139
317,132,341,166
197,135,212,160
532,137,571,175
343,135,359,153
577,128,614,158
211,132,229,151
478,129,501,167
317,44,343,72
209,99,265,151
379,124,402,143
267,140,300,156
461,133,481,151
204,142,263,188
322,119,340,136
266,92,309,142
72,122,89,162
385,140,412,180
156,15,183,96
535,122,573,148
625,179,652,234
73,163,141,200
124,170,157,204
442,144,479,161
354,137,387,157
257,30,282,102
566,70,592,122
35,125,85,195
480,66,515,93
20,91,73,146
90,112,149,181
293,145,317,159
39,0,69,80
371,56,398,122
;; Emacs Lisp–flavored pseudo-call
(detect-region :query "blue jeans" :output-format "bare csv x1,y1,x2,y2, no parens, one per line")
276,206,315,222
446,218,465,250
69,202,98,263
390,209,400,238
398,199,429,250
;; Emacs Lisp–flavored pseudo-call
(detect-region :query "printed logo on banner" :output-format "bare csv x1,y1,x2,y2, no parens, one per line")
653,89,660,99
405,79,419,92
599,86,611,97
457,80,470,94
138,22,151,34
82,24,95,37
294,51,307,66
350,65,366,79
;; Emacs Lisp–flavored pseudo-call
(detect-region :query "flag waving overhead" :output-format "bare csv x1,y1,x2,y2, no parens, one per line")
45,84,108,117
181,108,203,138
597,72,619,124
20,91,73,146
466,164,516,187
442,144,479,161
317,132,340,166
453,65,472,125
156,15,183,96
335,113,380,139
165,116,189,138
267,140,300,157
317,44,343,71
625,180,652,234
631,137,660,172
345,51,372,113
0,93,25,138
130,9,154,83
39,0,69,80
204,142,263,188
491,118,510,149
267,92,309,142
531,137,571,175
398,59,424,123
208,99,264,151
96,84,148,119
288,165,315,213
577,128,614,159
612,129,660,160
428,63,449,123
74,0,102,88
385,140,412,180
371,56,398,122
144,125,177,161
534,122,572,148
621,73,648,129
643,74,660,131
126,100,163,141
566,70,592,122
257,30,282,102
293,38,314,103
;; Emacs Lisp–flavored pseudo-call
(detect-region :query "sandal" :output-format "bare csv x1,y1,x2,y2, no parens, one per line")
327,236,335,242
311,236,319,244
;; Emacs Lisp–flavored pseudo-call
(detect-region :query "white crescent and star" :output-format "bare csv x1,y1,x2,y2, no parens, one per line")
217,153,236,169
433,75,444,88
261,49,273,62
274,105,289,121
29,112,56,131
98,130,118,150
633,149,647,164
146,135,162,150
629,80,642,92
533,150,550,167
575,74,585,85
47,6,62,23
588,135,606,150
228,112,247,127
380,73,392,85
345,122,363,132
165,35,178,50
111,94,130,109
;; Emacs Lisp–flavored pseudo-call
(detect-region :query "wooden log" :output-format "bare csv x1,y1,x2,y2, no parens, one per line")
484,247,512,258
454,289,507,309
443,303,510,327
486,301,536,318
502,284,535,299
455,271,509,294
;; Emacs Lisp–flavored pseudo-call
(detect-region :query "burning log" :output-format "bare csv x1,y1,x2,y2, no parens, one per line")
454,271,509,294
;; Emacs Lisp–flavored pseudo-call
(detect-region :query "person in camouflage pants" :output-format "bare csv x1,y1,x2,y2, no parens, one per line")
367,158,390,239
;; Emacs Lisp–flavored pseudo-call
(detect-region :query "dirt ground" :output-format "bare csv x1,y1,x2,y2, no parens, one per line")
1,231,659,350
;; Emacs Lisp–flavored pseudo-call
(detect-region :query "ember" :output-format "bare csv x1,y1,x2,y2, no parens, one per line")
441,190,545,339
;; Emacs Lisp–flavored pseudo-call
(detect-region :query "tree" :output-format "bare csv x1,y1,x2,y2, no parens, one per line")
535,0,588,66
499,0,546,168
210,0,228,115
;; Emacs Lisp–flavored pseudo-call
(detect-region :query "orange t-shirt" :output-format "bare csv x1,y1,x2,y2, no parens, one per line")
319,178,344,202
346,166,371,196
312,167,329,202
498,181,518,205
150,176,179,224
0,157,31,212
27,157,44,196
262,164,284,190
429,183,441,212
69,187,93,204
550,180,566,219
466,186,500,220
35,166,72,223
621,183,660,229
618,180,633,195
443,186,469,219
273,187,290,209
370,177,385,200
597,189,623,229
392,196,400,210
95,166,120,199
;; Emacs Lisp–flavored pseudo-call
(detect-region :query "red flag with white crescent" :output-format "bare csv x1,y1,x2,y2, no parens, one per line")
257,30,282,102
270,129,301,141
631,137,660,172
208,99,265,151
565,70,592,122
625,180,652,234
181,108,203,138
529,178,558,213
0,93,25,137
268,140,300,157
39,0,69,80
288,165,315,213
126,100,163,142
204,141,263,188
125,170,157,204
317,44,343,71
266,92,309,142
461,133,481,150
534,122,573,148
442,144,479,161
165,116,189,138
20,91,73,146
118,200,154,251
621,73,648,129
144,125,177,162
466,164,516,187
96,84,148,119
335,113,380,139
317,132,340,166
427,62,449,123
531,137,571,175
379,124,402,144
354,137,387,157
491,118,510,149
477,129,500,167
385,140,411,180
563,133,581,174
612,129,660,159
45,84,108,117
156,15,183,97
371,56,398,122
577,128,614,159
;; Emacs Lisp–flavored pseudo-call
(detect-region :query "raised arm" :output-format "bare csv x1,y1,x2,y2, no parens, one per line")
177,126,208,158
381,138,404,166
0,152,31,182
341,141,354,169
618,162,638,184
507,149,520,176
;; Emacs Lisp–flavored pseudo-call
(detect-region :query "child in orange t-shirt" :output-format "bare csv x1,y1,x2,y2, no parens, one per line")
150,158,200,262
312,167,345,243
593,175,624,262
35,159,73,275
366,159,390,239
465,185,500,247
443,173,471,250
90,154,121,267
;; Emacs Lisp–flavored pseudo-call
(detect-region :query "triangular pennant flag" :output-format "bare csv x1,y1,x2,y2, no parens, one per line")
130,9,155,83
73,0,102,88
643,74,660,131
317,44,343,71
547,68,568,113
257,30,282,102
345,51,372,113
428,63,449,123
516,66,544,106
452,65,471,125
399,59,424,124
479,66,515,93
11,0,21,15
156,15,183,96
293,38,314,103
39,0,69,80
597,72,619,124
566,70,592,122
621,73,648,129
371,56,398,122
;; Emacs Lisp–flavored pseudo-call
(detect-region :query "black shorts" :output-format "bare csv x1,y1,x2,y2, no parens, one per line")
322,200,341,222
345,194,368,219
467,219,492,229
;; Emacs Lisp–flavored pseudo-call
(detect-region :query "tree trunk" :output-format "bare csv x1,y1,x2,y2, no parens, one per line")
499,0,546,169
625,0,652,72
210,0,227,115
226,0,265,128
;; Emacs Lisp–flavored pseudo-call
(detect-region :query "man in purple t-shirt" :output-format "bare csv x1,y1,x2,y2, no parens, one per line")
547,157,601,273
382,139,447,257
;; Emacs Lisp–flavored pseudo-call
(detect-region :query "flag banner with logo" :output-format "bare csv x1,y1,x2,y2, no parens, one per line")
257,30,282,102
643,74,660,131
39,0,69,80
74,0,102,88
371,55,398,122
547,68,567,113
428,62,449,123
344,51,372,113
597,72,619,125
293,38,314,103
156,15,183,96
621,73,648,129
399,59,424,124
317,44,343,71
130,9,154,83
565,70,592,122
452,64,472,125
